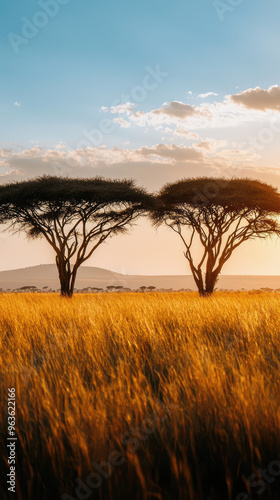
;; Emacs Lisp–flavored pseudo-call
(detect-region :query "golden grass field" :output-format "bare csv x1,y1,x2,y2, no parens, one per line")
1,292,280,500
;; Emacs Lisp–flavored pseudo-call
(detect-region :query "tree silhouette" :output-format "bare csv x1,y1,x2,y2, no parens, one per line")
151,178,280,296
0,176,149,297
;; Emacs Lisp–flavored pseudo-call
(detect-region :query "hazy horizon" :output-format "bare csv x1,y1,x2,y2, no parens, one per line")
1,263,280,292
1,262,280,278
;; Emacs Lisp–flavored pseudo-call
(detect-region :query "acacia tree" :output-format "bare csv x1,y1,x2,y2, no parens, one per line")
151,178,280,296
0,176,150,297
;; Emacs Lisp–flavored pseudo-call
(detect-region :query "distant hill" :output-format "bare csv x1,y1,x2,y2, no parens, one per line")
0,264,279,291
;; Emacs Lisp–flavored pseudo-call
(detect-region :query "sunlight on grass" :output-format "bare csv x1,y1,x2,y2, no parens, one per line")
1,292,280,499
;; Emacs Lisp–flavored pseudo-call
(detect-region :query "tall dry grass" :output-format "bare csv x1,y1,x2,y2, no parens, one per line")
1,292,280,500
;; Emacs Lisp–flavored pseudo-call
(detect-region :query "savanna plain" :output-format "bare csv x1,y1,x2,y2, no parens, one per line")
1,292,280,500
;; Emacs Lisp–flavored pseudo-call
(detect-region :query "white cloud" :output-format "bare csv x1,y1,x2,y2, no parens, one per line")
0,139,258,179
56,141,67,150
198,92,219,98
4,84,280,188
137,144,204,162
113,118,131,128
103,96,275,134
152,101,197,119
174,130,200,140
102,102,135,115
1,142,279,192
101,86,280,138
14,101,21,107
194,138,228,152
230,85,280,111
103,100,200,131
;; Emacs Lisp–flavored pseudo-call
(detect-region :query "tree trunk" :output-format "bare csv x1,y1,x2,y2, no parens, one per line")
203,270,219,296
188,257,219,297
194,271,219,297
197,283,207,297
191,267,207,297
69,266,78,297
56,256,73,298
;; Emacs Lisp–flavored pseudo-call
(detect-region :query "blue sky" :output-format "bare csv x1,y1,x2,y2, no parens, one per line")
2,0,280,275
1,0,280,148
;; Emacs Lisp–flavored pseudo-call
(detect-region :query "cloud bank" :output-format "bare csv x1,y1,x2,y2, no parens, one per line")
230,85,280,111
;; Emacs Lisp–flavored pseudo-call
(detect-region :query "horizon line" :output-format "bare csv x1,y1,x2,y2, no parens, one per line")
0,263,279,278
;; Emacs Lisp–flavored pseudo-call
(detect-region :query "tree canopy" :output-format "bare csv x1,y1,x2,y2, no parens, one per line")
0,176,149,206
155,177,280,212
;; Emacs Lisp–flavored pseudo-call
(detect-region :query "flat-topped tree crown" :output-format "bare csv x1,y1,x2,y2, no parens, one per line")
0,175,149,206
152,177,280,296
156,177,280,212
0,176,150,297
